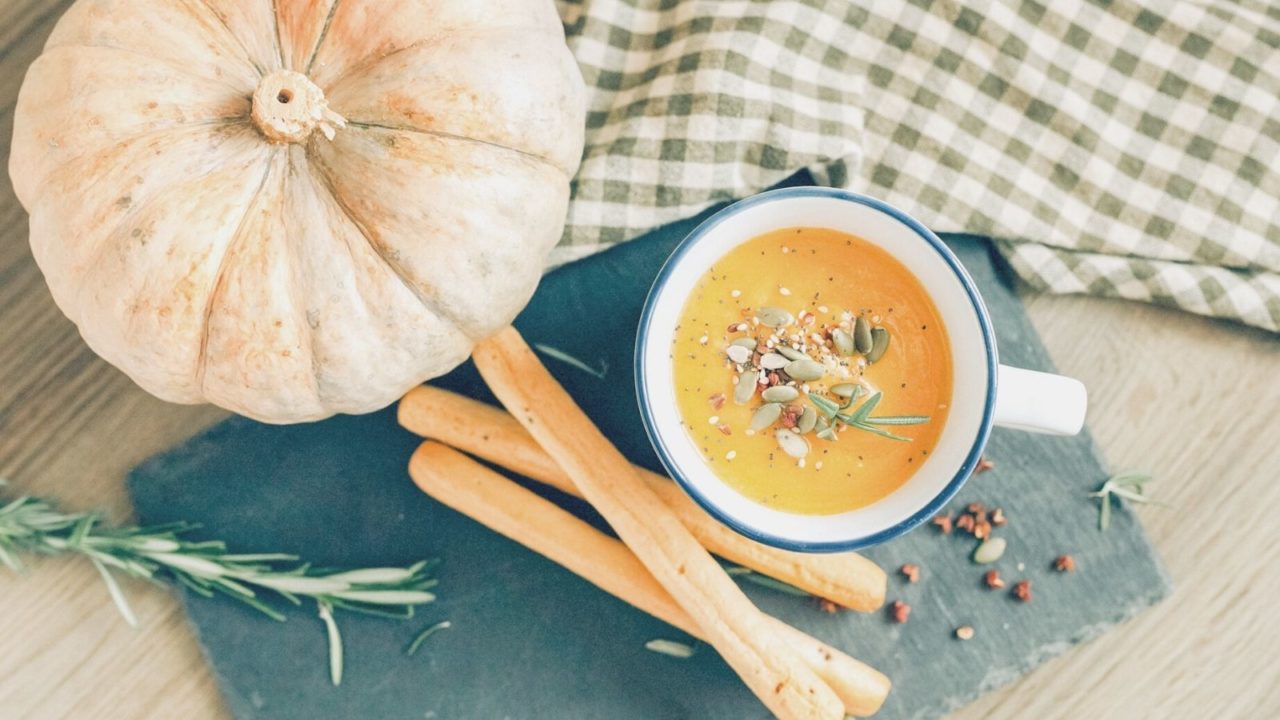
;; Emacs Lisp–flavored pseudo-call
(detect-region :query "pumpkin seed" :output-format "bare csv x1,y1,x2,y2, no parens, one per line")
761,385,799,403
972,537,1007,564
776,346,806,361
797,407,818,433
775,429,809,459
730,338,758,351
733,375,757,405
726,345,751,364
749,403,783,432
831,329,855,356
866,327,890,364
854,316,873,354
757,307,794,328
831,383,859,398
759,353,789,370
784,359,824,382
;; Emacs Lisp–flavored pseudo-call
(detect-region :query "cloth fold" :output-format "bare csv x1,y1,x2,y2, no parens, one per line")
554,0,1280,332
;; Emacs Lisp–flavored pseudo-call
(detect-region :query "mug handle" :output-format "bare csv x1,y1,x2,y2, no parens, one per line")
992,365,1088,435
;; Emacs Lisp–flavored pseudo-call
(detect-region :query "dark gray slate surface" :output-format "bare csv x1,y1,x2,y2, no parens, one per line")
129,179,1170,720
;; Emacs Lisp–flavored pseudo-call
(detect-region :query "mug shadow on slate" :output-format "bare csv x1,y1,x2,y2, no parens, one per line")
129,175,1170,720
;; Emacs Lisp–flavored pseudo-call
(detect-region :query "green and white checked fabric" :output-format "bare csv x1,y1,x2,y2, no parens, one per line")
551,0,1280,333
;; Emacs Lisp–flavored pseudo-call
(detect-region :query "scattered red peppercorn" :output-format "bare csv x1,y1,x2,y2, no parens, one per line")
818,598,840,614
1013,580,1032,603
900,563,921,583
931,514,953,534
973,519,992,540
975,456,995,474
990,507,1007,526
984,569,1006,589
1054,554,1076,572
889,600,911,623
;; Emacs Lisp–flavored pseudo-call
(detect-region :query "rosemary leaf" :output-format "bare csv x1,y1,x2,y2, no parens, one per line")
807,392,841,419
406,620,452,657
318,600,343,686
645,639,696,658
92,558,138,627
848,391,882,424
863,415,930,426
736,570,811,597
534,343,608,380
849,422,913,442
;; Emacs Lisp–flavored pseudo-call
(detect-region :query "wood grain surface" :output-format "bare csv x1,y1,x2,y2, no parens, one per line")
1,3,1277,719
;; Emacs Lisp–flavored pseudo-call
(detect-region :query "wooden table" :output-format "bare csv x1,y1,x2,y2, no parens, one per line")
2,4,1277,718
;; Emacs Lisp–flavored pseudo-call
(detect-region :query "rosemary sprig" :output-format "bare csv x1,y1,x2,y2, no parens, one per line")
1089,472,1160,530
808,390,929,442
0,481,438,685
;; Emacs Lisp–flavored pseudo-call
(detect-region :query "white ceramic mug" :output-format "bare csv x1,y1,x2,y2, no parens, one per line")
635,187,1087,551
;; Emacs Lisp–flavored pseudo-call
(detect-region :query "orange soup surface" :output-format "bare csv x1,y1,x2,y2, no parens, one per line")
671,227,952,515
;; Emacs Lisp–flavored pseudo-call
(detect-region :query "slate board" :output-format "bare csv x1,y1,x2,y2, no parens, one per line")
128,175,1170,720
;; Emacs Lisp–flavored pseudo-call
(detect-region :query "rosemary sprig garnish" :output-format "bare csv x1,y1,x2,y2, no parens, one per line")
808,390,929,442
0,481,438,685
1089,472,1160,530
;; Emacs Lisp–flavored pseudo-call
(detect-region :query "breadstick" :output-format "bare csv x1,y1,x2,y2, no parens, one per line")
472,327,844,719
409,441,890,717
398,385,886,611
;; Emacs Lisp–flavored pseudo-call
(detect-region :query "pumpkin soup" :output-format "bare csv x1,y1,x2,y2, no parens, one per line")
671,227,952,515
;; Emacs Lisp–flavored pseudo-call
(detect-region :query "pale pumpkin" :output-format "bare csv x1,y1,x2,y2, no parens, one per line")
9,0,586,423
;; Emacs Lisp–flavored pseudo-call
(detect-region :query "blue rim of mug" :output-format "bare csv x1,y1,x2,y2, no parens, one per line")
634,186,998,552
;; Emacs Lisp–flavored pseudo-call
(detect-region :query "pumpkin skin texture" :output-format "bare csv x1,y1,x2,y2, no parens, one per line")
9,0,586,423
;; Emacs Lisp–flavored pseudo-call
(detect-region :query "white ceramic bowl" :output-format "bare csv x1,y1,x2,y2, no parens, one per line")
635,187,1086,552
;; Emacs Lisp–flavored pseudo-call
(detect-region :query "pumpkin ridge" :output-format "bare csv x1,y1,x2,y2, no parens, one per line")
303,151,483,342
315,23,561,92
57,124,267,311
24,119,253,212
302,0,341,75
344,120,568,179
36,43,257,99
194,150,280,395
187,0,270,76
268,0,287,70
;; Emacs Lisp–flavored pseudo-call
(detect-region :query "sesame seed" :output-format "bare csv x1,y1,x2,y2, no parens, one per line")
708,416,719,424
779,287,792,296
698,335,708,345
817,305,829,313
725,451,737,461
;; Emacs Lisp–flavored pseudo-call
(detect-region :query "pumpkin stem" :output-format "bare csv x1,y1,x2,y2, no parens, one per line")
251,70,346,144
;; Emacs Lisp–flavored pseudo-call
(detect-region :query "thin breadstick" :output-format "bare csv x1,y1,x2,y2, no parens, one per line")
472,327,844,719
410,441,890,717
398,385,886,611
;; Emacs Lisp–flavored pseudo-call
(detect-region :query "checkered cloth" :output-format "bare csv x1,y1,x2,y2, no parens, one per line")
550,0,1280,333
